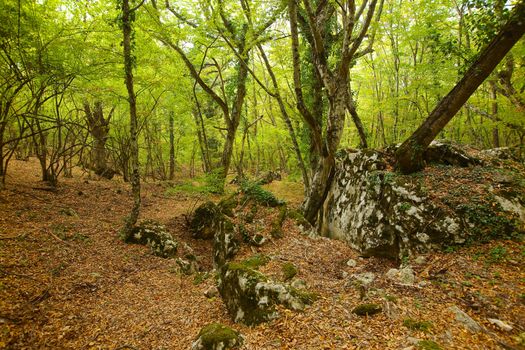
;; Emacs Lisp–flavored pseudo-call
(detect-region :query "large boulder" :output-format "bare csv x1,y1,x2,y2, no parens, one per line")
126,220,178,258
217,257,316,326
321,145,524,258
191,323,243,350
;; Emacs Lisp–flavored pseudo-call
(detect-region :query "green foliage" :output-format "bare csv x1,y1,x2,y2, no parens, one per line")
240,180,284,207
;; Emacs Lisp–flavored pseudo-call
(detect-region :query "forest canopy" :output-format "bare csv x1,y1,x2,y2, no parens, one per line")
0,0,524,216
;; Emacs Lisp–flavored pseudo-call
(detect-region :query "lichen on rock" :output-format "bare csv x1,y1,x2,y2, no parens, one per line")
321,144,525,258
125,220,177,258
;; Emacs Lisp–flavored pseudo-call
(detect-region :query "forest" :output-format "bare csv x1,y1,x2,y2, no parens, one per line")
1,0,524,349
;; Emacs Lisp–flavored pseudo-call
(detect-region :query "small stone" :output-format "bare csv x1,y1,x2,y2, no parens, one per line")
448,306,481,333
398,267,416,285
342,271,349,278
386,267,415,285
346,259,357,267
386,268,399,279
487,318,513,331
406,337,420,345
352,303,382,316
414,256,426,265
204,286,219,299
351,272,375,286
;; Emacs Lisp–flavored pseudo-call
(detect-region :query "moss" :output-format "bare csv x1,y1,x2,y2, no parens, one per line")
197,323,242,348
403,318,433,332
282,262,298,281
352,303,382,316
190,201,220,239
417,340,442,350
241,254,270,270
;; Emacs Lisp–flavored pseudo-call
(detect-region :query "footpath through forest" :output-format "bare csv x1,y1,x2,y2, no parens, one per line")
0,159,524,349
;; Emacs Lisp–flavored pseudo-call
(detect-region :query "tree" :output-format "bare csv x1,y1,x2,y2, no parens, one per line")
120,0,144,238
395,1,525,174
289,0,384,224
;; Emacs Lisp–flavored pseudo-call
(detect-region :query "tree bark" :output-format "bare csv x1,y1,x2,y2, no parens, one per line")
121,0,142,239
395,2,525,174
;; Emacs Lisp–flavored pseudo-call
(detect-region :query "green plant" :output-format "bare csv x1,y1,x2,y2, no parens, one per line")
403,318,433,332
486,245,508,264
240,180,284,207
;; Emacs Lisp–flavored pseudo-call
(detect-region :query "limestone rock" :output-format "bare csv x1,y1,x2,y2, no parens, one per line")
213,218,240,268
320,147,525,258
191,323,243,350
386,267,416,285
126,220,177,258
448,306,481,333
190,202,221,240
487,318,513,331
346,259,357,267
217,260,315,326
290,279,307,290
351,272,375,286
204,286,219,299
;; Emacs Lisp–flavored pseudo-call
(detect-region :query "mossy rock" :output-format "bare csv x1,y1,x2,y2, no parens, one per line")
191,323,243,350
218,194,239,218
282,262,298,281
417,340,442,350
217,261,314,326
126,220,178,258
352,303,382,316
190,201,220,240
403,318,433,332
270,205,287,238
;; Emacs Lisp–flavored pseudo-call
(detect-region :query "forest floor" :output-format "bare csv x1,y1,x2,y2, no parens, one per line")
0,158,524,350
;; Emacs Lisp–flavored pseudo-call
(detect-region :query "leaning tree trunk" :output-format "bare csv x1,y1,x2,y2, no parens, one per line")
395,1,525,174
121,0,141,239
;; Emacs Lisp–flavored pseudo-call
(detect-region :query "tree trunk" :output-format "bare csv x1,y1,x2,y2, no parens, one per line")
395,2,525,174
121,0,141,239
169,112,175,180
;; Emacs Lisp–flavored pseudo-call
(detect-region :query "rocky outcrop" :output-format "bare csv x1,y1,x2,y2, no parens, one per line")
125,220,177,258
217,258,316,326
321,144,524,258
192,323,243,350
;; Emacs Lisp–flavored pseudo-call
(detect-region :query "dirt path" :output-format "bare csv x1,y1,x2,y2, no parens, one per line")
0,159,523,349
